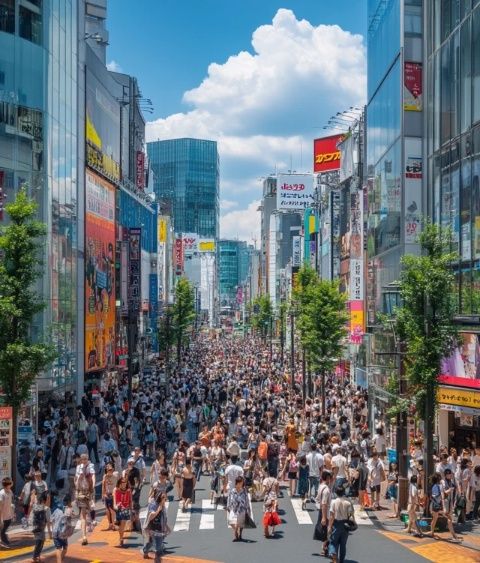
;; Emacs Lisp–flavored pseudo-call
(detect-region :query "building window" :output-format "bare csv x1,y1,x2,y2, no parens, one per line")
473,6,480,122
0,0,14,34
19,5,42,45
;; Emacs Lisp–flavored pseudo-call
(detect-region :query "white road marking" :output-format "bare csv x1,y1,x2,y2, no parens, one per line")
75,520,81,530
173,506,191,532
199,499,215,530
290,497,313,525
353,504,373,525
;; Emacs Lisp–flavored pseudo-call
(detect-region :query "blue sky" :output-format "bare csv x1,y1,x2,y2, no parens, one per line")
107,2,367,242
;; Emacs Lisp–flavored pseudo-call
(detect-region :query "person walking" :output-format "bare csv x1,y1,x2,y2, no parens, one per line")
102,463,118,530
113,476,132,547
306,443,324,502
74,452,95,545
144,491,171,562
30,491,52,563
315,470,332,557
406,475,422,536
85,418,100,465
298,456,310,510
180,459,196,512
51,494,74,563
0,477,14,547
429,472,461,542
227,476,250,541
328,486,355,563
283,449,298,497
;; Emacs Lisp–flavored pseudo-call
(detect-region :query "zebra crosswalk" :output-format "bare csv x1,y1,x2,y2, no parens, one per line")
139,495,373,533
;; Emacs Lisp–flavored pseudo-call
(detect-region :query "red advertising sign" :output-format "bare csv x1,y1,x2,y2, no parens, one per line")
174,238,184,275
314,134,344,173
136,151,145,190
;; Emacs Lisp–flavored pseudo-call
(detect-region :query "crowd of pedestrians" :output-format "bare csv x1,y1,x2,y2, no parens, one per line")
1,334,480,562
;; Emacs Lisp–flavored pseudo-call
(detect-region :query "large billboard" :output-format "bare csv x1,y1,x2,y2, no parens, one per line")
85,170,116,372
277,174,314,210
86,68,121,182
440,332,480,390
314,134,344,173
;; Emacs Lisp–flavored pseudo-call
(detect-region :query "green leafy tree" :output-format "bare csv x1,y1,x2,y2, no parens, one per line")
293,265,348,408
172,277,195,363
395,222,457,481
250,295,273,339
0,189,56,474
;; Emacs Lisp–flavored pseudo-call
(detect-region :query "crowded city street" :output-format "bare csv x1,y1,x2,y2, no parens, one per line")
1,335,480,562
2,0,480,562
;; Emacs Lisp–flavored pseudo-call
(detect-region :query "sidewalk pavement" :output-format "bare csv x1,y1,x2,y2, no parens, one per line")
36,515,220,563
369,502,480,563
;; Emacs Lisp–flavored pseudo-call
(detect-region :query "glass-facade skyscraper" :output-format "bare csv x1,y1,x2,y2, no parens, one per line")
0,0,79,393
147,138,219,239
425,0,480,314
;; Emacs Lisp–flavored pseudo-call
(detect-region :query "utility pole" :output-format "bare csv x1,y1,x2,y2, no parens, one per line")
290,312,295,390
269,315,273,362
397,340,409,514
423,294,434,510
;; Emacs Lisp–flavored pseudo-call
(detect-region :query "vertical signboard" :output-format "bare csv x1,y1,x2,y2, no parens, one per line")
292,236,301,267
404,138,422,243
174,238,184,275
0,407,12,480
350,300,364,344
277,174,314,210
128,228,142,312
136,151,145,190
182,233,199,255
350,189,364,301
149,273,158,352
404,62,423,112
158,218,167,243
85,170,116,372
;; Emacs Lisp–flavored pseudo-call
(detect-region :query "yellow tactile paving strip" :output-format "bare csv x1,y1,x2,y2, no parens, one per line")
381,531,480,563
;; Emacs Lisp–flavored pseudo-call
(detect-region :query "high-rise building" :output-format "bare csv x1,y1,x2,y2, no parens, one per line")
0,0,80,399
424,0,480,448
147,138,219,239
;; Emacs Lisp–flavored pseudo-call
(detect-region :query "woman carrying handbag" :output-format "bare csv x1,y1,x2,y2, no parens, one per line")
113,477,132,547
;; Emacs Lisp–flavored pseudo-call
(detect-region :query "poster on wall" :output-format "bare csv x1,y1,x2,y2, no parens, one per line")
0,407,12,447
349,300,364,344
85,170,116,372
404,138,422,244
404,62,423,112
182,233,199,255
440,332,480,390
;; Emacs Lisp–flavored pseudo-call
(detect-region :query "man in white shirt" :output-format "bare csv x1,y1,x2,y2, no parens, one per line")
223,457,244,492
373,428,387,459
331,447,348,491
315,471,332,556
226,437,241,463
306,443,324,500
367,451,385,509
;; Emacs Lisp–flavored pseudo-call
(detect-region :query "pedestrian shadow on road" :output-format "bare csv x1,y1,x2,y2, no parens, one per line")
312,556,359,563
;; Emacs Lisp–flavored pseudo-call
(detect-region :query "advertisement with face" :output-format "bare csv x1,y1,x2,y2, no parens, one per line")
440,332,480,390
85,170,116,372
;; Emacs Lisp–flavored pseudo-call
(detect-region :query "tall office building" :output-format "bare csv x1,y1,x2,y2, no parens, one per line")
147,138,219,239
0,0,80,397
218,239,251,307
424,1,480,448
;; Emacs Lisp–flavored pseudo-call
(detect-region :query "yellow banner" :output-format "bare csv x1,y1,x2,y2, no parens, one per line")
158,219,167,243
437,386,480,410
199,241,215,252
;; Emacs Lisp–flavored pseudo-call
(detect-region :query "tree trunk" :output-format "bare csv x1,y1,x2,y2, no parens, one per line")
424,380,435,510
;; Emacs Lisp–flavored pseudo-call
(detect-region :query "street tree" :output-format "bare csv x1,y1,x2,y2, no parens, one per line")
172,277,195,364
250,295,273,340
395,222,457,485
293,265,348,411
0,189,55,476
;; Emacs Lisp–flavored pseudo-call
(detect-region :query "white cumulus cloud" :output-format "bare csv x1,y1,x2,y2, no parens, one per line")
220,200,261,245
107,60,123,72
146,8,366,240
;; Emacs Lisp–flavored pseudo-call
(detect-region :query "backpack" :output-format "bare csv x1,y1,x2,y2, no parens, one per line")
258,442,268,460
32,506,47,533
56,513,75,539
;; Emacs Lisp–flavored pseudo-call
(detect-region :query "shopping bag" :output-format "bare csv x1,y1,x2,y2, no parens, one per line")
244,513,256,529
228,510,238,527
